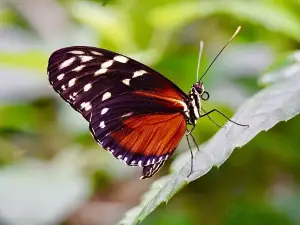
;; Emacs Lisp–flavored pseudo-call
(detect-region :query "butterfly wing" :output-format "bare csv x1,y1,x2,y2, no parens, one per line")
90,111,186,179
48,46,189,178
48,46,187,120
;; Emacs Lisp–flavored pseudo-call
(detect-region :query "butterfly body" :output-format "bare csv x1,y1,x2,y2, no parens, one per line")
48,46,205,179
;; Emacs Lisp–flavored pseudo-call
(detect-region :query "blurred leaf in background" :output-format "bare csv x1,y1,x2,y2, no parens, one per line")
0,0,300,225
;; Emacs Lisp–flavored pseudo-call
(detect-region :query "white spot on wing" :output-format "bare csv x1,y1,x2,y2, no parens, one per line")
61,85,66,91
121,112,133,117
83,83,92,92
147,159,151,166
80,102,92,111
124,157,128,162
91,51,103,56
68,78,76,87
138,160,143,167
59,57,75,69
101,108,109,115
114,55,129,63
133,70,147,78
69,50,84,54
101,60,113,69
69,95,75,101
94,68,107,76
57,74,64,80
122,78,130,86
79,55,93,62
85,103,92,111
73,65,85,72
102,92,111,101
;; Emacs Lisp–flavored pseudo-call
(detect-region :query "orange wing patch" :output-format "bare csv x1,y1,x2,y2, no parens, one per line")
111,112,186,163
134,91,188,112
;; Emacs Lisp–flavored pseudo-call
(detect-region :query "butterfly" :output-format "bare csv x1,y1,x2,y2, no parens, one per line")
47,27,246,179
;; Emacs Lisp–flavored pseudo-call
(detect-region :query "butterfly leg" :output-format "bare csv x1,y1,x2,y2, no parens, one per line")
186,124,195,136
200,109,249,127
201,107,222,128
186,133,194,178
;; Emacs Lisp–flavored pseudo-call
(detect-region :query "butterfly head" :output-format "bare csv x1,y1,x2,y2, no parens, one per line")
193,82,204,95
192,82,209,101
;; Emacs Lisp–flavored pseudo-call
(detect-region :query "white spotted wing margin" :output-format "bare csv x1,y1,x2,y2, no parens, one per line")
141,160,166,179
48,46,189,178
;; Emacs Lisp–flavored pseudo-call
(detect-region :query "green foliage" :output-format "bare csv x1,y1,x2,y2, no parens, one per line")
0,51,47,71
149,1,300,42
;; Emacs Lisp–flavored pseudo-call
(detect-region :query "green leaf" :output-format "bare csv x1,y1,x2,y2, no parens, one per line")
119,73,300,225
149,1,300,41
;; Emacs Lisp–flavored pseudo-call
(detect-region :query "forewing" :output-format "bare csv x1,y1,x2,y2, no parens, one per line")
47,46,188,121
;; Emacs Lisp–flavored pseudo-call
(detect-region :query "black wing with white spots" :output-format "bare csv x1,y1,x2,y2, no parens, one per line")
47,46,189,178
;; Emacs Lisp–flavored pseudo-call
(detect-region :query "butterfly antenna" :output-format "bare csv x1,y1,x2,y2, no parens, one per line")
199,26,241,82
196,41,204,82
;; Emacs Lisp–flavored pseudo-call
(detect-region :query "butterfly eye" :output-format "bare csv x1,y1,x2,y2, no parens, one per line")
193,83,204,94
201,91,210,101
196,87,203,94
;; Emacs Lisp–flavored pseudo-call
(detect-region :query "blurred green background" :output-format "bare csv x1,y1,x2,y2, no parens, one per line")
0,0,300,225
